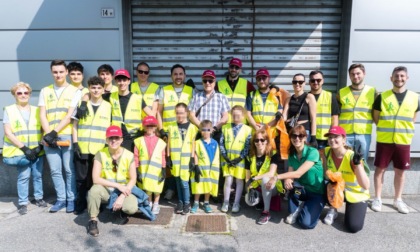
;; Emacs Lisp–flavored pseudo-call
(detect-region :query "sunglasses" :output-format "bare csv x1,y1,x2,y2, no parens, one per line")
16,91,29,96
112,159,118,173
137,70,149,75
256,76,268,82
229,65,240,70
291,134,306,140
202,79,214,84
254,138,266,143
108,136,122,141
201,128,212,132
292,80,305,85
310,78,322,83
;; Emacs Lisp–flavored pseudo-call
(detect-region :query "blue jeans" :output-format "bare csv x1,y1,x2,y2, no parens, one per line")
346,134,371,160
44,135,76,201
288,190,325,229
175,177,190,205
6,156,44,206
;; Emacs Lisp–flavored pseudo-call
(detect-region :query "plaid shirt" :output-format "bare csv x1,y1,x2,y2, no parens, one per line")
188,90,230,125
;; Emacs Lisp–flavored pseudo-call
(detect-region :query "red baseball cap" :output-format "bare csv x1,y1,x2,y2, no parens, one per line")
229,58,242,68
106,125,123,138
143,116,158,127
114,69,130,79
256,68,270,78
324,126,346,137
202,70,216,79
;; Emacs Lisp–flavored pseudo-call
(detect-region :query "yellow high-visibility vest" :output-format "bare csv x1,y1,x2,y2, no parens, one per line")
250,90,279,125
376,90,418,145
110,92,143,133
162,85,193,130
315,90,332,140
217,78,247,123
130,82,159,119
249,156,284,193
99,147,133,185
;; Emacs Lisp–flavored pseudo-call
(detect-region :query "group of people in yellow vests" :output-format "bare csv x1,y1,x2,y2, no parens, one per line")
3,58,418,237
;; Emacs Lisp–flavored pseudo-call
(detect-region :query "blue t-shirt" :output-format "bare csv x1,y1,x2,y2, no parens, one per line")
201,138,218,164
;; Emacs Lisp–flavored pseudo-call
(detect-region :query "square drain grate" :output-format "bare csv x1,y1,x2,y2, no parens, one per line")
185,215,228,233
126,207,173,226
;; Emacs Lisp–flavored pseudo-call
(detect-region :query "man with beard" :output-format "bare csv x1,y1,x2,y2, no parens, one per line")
337,64,377,160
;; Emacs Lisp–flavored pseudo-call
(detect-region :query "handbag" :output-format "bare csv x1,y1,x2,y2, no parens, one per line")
292,181,307,201
287,93,308,130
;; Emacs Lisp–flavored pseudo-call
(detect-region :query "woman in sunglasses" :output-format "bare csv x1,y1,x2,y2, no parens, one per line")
283,74,318,147
3,82,46,215
265,125,325,229
130,62,159,118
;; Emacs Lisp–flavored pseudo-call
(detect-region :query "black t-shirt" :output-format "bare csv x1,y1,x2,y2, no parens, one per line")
270,154,288,174
287,93,310,130
103,92,133,138
91,104,99,114
245,155,266,172
373,90,420,112
313,92,340,116
177,122,190,141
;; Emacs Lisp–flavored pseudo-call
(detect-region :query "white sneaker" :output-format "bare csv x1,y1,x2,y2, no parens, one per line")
221,202,229,213
323,208,338,225
285,202,303,224
371,198,382,212
152,204,160,215
393,200,409,214
163,189,175,200
232,203,240,213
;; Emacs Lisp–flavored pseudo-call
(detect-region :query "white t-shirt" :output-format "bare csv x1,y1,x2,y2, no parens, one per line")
38,84,82,107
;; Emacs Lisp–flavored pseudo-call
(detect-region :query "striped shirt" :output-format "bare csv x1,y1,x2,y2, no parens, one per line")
188,90,230,125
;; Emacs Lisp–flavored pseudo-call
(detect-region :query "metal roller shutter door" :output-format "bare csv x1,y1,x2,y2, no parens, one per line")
131,0,342,91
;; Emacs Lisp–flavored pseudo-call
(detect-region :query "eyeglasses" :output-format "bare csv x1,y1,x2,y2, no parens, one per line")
202,79,214,84
291,134,306,140
256,76,268,82
201,128,212,132
16,92,29,96
112,159,118,173
137,70,149,75
292,80,305,85
229,65,240,70
310,78,322,83
254,138,266,143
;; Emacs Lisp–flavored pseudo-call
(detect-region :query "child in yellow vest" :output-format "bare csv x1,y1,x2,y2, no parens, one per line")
191,120,220,214
220,105,252,213
134,116,167,215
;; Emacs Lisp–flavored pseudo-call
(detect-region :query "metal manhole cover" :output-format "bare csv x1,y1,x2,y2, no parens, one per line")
185,215,228,233
126,207,173,225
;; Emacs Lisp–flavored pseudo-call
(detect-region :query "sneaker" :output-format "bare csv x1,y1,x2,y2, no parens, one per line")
221,202,229,213
175,202,184,214
232,203,240,213
18,205,28,215
34,199,47,208
285,202,303,224
323,208,338,225
66,201,75,213
257,211,271,225
49,200,66,213
190,202,199,214
182,203,191,215
204,203,212,213
88,220,99,237
163,189,175,200
118,211,129,225
370,198,382,212
394,200,409,214
152,204,160,215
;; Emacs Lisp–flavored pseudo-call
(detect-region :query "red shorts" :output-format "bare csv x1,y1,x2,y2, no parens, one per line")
374,142,411,170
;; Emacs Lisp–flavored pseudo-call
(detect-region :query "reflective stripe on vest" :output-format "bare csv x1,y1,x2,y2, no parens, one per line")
110,92,142,134
251,90,279,124
78,101,112,154
99,147,133,185
217,78,247,123
130,82,159,120
376,90,418,144
162,85,193,130
135,137,166,193
325,147,369,203
169,123,198,181
221,124,252,179
339,85,375,134
3,105,42,158
43,84,78,135
191,140,220,197
315,91,332,140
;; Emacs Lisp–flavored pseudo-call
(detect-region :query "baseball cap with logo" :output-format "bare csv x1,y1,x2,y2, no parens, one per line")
229,58,242,68
202,70,216,79
256,68,270,78
106,125,123,138
143,116,158,127
324,126,346,137
114,69,130,79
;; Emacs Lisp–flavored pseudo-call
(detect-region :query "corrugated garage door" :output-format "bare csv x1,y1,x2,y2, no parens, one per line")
131,0,342,91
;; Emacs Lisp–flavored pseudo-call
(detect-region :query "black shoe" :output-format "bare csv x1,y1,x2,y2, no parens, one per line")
18,205,28,215
116,211,129,225
175,202,183,214
88,220,99,237
182,203,191,215
34,199,47,208
74,201,87,215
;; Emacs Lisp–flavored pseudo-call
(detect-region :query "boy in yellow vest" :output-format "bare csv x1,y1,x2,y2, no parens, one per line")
220,105,252,213
72,76,112,214
97,64,118,94
191,120,220,214
68,62,89,96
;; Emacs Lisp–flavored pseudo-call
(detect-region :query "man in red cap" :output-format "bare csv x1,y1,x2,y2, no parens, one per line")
216,58,255,123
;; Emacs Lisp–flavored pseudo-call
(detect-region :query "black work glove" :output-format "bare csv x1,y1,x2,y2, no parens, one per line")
141,99,147,110
73,142,82,159
189,157,194,172
31,144,43,156
275,111,282,121
159,168,166,183
137,172,143,184
245,176,255,189
166,156,173,169
194,165,202,183
20,146,37,161
230,157,243,166
353,146,363,165
186,78,196,89
43,130,58,147
222,153,232,166
77,101,89,120
269,84,280,92
309,135,318,149
159,129,168,139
